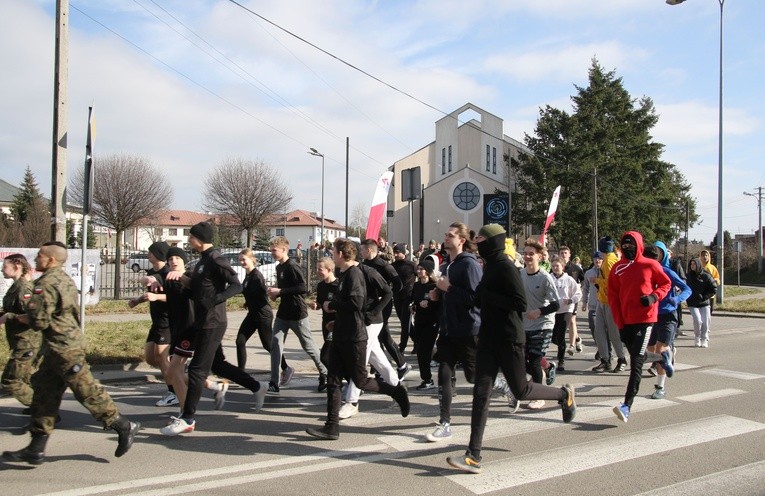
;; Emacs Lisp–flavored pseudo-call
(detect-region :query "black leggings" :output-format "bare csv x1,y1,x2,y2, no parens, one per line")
414,318,438,382
235,308,287,371
619,323,652,408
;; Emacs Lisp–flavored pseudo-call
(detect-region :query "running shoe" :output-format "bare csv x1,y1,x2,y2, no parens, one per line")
214,382,229,410
546,362,557,385
611,359,627,373
397,363,412,381
647,363,658,377
160,416,195,436
566,344,575,356
701,339,709,348
592,360,610,372
253,382,267,411
575,337,583,353
267,382,280,394
527,399,546,410
338,402,359,419
306,423,339,440
280,366,295,387
650,385,666,399
560,384,576,423
155,392,179,407
447,451,482,474
318,374,328,392
613,403,630,423
416,380,435,391
425,422,452,442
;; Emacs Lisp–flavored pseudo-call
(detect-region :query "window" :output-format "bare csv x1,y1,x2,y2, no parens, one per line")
448,145,452,172
441,148,446,174
486,144,491,171
154,227,163,236
183,228,190,236
276,228,285,236
452,181,480,211
492,147,497,174
169,228,177,236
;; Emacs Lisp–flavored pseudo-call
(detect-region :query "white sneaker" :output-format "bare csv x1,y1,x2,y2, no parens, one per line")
425,422,452,442
160,416,195,436
338,402,359,419
280,366,295,386
527,399,546,410
701,339,709,348
566,345,575,356
253,381,267,411
156,392,179,407
214,382,229,410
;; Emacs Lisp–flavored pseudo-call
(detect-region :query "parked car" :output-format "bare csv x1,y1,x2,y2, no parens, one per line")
187,250,278,287
126,253,151,272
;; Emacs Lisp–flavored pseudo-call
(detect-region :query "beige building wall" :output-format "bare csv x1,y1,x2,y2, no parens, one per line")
387,103,523,247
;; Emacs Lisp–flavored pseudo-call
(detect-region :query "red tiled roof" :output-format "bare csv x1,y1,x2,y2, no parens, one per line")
263,209,345,229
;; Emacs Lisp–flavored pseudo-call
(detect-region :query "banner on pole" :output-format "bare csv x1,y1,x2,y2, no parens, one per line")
540,185,561,246
365,171,394,241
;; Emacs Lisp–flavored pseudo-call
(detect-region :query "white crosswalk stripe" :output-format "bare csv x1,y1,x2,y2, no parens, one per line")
447,415,765,494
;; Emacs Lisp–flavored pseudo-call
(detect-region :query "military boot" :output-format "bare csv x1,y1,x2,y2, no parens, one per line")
2,432,49,465
110,415,141,457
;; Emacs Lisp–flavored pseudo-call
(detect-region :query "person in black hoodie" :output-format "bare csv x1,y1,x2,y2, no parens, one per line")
686,257,717,348
446,224,576,475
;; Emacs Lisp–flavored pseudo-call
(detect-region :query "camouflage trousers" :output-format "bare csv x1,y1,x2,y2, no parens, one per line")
29,347,119,435
2,328,42,406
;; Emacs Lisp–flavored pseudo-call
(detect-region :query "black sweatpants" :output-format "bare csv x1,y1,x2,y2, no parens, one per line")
619,323,652,408
468,342,566,460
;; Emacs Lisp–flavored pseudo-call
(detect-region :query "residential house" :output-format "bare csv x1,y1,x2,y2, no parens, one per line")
262,209,346,248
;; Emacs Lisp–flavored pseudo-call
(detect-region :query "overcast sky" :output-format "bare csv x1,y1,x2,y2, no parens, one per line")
1,0,762,245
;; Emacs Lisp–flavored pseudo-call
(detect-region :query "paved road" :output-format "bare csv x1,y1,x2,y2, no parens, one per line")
1,313,764,495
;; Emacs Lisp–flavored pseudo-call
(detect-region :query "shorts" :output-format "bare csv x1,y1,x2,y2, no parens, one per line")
648,312,677,346
146,326,171,345
172,326,198,358
433,335,478,367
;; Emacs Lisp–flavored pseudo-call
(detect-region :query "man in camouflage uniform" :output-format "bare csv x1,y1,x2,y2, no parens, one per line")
2,242,140,465
1,253,40,407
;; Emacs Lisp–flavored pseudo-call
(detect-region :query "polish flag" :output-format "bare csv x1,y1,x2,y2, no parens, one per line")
365,171,394,241
539,185,561,246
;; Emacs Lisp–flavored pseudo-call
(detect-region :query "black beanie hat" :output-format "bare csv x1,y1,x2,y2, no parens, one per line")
166,246,188,263
418,258,435,274
190,221,215,244
148,241,170,262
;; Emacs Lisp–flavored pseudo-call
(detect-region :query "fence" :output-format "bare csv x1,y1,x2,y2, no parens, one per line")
97,247,315,300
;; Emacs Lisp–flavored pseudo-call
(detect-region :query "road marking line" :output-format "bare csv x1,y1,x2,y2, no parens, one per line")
38,444,389,496
676,388,747,403
378,396,677,451
632,459,765,496
700,369,765,380
446,415,765,494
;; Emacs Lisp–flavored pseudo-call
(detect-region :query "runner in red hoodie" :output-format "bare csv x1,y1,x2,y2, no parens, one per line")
608,231,672,423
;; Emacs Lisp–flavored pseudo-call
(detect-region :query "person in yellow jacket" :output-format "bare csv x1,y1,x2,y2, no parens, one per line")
699,249,720,314
592,236,628,373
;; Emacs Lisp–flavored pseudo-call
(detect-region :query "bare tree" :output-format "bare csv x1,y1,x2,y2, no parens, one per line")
348,201,368,239
70,153,172,298
203,158,292,248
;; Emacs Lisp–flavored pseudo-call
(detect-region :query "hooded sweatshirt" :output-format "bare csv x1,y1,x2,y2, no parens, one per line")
686,257,718,307
474,232,527,343
653,241,691,315
607,231,672,329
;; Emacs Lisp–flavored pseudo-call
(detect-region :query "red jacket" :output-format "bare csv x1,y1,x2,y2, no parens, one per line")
607,231,671,329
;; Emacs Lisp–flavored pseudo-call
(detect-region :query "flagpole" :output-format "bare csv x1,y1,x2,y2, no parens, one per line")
79,106,94,333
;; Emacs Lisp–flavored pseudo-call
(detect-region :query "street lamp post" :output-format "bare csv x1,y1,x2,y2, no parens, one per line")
667,0,725,303
308,148,325,248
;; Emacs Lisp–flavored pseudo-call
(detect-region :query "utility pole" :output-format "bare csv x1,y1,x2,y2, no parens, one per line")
592,167,599,252
51,0,69,243
744,186,764,273
684,199,690,264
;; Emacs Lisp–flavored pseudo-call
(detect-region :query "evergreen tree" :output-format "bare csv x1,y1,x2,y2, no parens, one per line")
11,166,46,223
512,59,697,257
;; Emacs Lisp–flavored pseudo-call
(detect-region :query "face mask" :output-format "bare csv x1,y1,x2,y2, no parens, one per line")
622,245,637,260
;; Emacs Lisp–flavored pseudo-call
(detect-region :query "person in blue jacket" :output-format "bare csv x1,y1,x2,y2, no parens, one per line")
643,241,691,399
